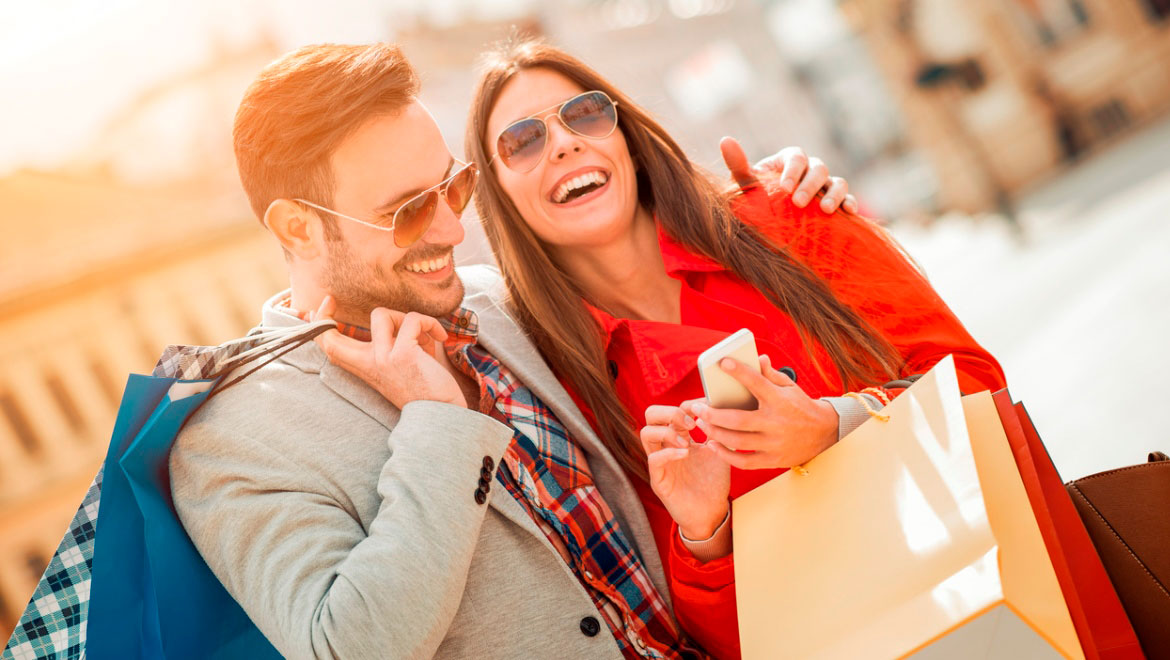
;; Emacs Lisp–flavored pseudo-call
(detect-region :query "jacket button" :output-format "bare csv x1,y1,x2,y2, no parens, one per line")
778,366,797,383
477,476,491,491
482,456,495,471
474,487,488,505
579,616,601,637
607,360,619,380
480,466,494,480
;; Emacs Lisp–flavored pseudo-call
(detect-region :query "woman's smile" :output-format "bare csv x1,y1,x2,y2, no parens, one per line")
547,166,612,206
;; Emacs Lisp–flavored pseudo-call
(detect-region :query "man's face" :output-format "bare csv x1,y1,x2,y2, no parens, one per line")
321,101,466,321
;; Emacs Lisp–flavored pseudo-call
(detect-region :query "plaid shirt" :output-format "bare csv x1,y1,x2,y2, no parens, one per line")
439,308,687,659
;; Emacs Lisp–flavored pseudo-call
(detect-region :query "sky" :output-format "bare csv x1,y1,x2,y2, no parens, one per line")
0,0,534,176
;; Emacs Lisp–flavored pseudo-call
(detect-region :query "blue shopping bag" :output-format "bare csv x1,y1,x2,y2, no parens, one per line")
87,374,281,660
3,321,334,660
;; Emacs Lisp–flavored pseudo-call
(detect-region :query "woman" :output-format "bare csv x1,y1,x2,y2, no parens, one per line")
465,39,1006,658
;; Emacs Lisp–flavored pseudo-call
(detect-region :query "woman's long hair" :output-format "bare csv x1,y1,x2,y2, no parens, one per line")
466,38,901,482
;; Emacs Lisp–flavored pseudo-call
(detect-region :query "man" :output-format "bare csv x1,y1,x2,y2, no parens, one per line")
169,42,854,659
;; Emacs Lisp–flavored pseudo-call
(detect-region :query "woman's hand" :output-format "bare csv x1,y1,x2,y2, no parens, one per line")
641,405,731,541
685,354,839,470
720,136,858,214
312,296,466,410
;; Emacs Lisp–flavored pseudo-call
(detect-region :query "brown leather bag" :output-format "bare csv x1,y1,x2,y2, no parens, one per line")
1067,452,1170,659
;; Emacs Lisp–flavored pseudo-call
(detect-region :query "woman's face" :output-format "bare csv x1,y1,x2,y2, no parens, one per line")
485,68,642,251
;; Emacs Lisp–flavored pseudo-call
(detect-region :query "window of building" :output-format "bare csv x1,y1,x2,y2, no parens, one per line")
1010,0,1091,46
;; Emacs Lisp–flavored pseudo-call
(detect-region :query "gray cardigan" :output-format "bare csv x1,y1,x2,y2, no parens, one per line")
169,265,671,659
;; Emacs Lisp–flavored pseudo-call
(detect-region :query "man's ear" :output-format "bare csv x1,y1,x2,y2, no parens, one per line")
265,199,324,260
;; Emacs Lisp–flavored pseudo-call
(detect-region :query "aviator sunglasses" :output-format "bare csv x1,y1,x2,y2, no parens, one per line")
294,160,478,248
490,90,620,173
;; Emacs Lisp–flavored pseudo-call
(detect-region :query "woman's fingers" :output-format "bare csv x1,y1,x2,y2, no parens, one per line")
843,193,859,214
706,440,773,470
819,176,849,214
640,424,686,455
697,420,767,452
758,354,796,387
791,157,829,207
720,357,790,405
690,401,761,432
719,136,757,189
644,404,696,431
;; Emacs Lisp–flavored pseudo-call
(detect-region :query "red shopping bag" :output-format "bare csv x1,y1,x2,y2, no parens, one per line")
991,390,1143,659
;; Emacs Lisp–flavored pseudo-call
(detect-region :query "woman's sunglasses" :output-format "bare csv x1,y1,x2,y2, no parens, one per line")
293,161,478,248
491,90,620,173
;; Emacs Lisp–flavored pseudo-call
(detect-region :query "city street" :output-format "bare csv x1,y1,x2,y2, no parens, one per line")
892,117,1170,481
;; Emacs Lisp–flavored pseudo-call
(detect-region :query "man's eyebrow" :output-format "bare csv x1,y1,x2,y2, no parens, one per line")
375,157,455,212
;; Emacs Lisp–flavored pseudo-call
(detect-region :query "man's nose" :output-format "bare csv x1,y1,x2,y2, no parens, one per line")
417,196,466,247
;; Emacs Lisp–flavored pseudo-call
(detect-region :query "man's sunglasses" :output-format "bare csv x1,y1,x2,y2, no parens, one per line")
490,90,620,173
294,160,478,248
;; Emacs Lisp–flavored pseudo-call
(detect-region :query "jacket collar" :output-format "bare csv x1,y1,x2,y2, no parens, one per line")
260,290,401,431
657,221,726,276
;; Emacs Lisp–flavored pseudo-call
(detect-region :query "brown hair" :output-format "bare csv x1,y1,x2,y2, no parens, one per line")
466,38,903,482
233,43,419,229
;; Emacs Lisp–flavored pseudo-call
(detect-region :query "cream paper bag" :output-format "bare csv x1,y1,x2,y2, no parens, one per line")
733,356,1083,659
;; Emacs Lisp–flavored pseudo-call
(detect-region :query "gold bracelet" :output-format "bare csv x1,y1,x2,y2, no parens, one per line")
860,386,892,406
844,391,890,422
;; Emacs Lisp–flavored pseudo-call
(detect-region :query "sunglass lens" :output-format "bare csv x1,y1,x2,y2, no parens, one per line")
444,165,477,214
562,92,617,138
393,190,438,248
497,118,547,172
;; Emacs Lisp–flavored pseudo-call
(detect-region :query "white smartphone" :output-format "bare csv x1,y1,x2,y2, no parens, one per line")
697,328,761,410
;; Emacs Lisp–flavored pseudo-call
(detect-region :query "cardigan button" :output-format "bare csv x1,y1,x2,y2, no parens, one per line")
482,456,494,471
579,616,601,637
474,487,488,505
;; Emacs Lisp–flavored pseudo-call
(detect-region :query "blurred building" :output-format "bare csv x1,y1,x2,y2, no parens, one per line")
542,0,847,183
840,0,1170,212
0,40,287,636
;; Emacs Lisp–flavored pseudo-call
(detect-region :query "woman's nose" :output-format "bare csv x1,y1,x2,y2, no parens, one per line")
546,118,584,162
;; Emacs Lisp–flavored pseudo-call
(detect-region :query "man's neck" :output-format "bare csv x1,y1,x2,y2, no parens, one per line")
287,277,370,329
286,278,478,407
556,206,682,323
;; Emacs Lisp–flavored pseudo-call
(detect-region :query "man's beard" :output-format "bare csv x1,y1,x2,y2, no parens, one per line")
323,237,464,323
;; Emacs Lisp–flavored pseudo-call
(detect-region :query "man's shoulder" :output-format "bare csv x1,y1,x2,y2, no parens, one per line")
456,263,503,297
174,358,355,457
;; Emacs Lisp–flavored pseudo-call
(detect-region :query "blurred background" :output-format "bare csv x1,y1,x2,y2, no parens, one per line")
1,0,1168,638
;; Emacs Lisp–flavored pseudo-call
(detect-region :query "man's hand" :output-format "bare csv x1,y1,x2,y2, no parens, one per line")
312,296,466,409
720,136,858,214
640,405,731,542
683,354,838,470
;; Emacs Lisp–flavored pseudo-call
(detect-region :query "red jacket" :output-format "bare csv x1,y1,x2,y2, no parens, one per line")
566,187,1006,658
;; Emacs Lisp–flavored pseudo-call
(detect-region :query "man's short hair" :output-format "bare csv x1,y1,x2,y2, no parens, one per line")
233,43,419,225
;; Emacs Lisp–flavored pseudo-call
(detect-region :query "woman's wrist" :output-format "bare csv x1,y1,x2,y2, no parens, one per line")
678,506,733,561
679,503,731,542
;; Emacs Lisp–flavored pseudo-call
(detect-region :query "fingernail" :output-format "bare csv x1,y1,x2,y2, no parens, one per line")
720,358,736,371
690,402,708,416
696,418,710,432
683,415,696,429
781,178,795,193
821,200,834,213
793,192,809,206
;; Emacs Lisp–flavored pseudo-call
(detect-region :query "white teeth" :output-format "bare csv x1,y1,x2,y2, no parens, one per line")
553,170,608,203
405,253,451,273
